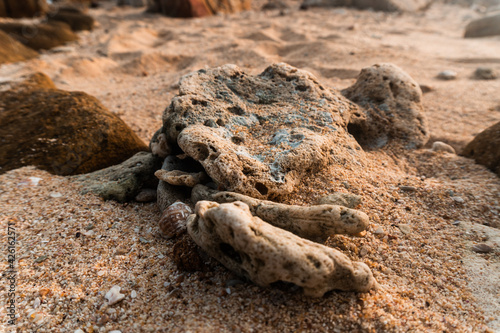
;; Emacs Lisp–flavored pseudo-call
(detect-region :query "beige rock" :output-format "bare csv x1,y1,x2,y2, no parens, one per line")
300,0,432,12
462,120,500,177
155,169,209,187
464,13,500,38
187,201,377,297
343,63,429,149
431,141,456,154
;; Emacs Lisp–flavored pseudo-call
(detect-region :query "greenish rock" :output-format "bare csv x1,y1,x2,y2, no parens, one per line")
73,152,162,202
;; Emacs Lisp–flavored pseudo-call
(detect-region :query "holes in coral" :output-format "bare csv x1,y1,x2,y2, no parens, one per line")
220,242,242,264
306,255,321,269
175,124,186,133
192,99,208,107
255,182,268,196
216,119,226,126
231,136,244,145
295,85,308,92
347,122,364,145
192,143,210,160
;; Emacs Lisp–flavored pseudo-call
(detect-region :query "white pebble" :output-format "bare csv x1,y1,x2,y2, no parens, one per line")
437,70,457,80
131,290,137,298
74,330,85,333
105,286,125,305
431,141,456,154
109,331,122,333
50,192,63,198
33,297,41,309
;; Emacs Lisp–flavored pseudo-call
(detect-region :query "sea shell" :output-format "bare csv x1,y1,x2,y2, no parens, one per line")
159,201,193,239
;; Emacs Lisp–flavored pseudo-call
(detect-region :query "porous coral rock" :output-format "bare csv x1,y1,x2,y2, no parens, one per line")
156,63,365,200
342,63,429,149
190,185,369,241
155,169,209,187
187,201,377,296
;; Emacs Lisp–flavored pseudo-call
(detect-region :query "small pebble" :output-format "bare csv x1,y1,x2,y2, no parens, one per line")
34,255,48,263
50,192,63,198
398,224,412,235
105,286,125,305
431,141,456,154
437,70,457,80
399,185,417,192
373,227,385,235
33,297,41,309
109,331,122,333
131,290,137,298
472,244,493,253
474,67,497,80
419,84,433,93
451,196,465,203
452,220,462,225
74,330,85,333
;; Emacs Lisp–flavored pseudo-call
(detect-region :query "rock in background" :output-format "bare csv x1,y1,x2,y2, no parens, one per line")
0,31,38,65
342,63,429,149
146,0,251,17
462,121,500,177
0,0,48,18
300,0,432,12
0,21,78,51
464,13,500,38
0,73,148,176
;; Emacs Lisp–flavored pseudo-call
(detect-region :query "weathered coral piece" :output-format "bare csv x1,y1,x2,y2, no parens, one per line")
155,169,209,187
156,155,206,211
156,63,365,199
187,201,377,296
317,192,363,209
342,63,429,149
158,201,193,239
190,185,369,241
464,13,500,38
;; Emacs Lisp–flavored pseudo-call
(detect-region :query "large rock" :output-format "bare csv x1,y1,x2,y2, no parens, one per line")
187,201,377,297
462,121,500,177
300,0,431,12
342,63,429,149
0,0,48,18
0,73,148,176
151,63,365,200
464,14,500,38
0,21,77,51
0,31,38,65
147,0,251,17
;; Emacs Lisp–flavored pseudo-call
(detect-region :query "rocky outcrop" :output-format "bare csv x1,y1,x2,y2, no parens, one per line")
462,121,500,177
0,31,38,65
152,63,365,200
342,63,429,149
464,14,500,38
0,73,148,176
300,0,431,12
187,201,377,297
0,0,48,18
191,185,369,242
0,21,77,51
147,0,251,17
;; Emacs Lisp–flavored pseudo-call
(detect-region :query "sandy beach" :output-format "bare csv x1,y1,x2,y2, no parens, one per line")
0,1,499,332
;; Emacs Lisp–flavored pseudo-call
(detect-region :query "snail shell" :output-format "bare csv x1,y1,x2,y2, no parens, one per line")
159,201,193,239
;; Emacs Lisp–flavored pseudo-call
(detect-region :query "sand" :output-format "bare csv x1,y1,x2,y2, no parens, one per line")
0,1,499,332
